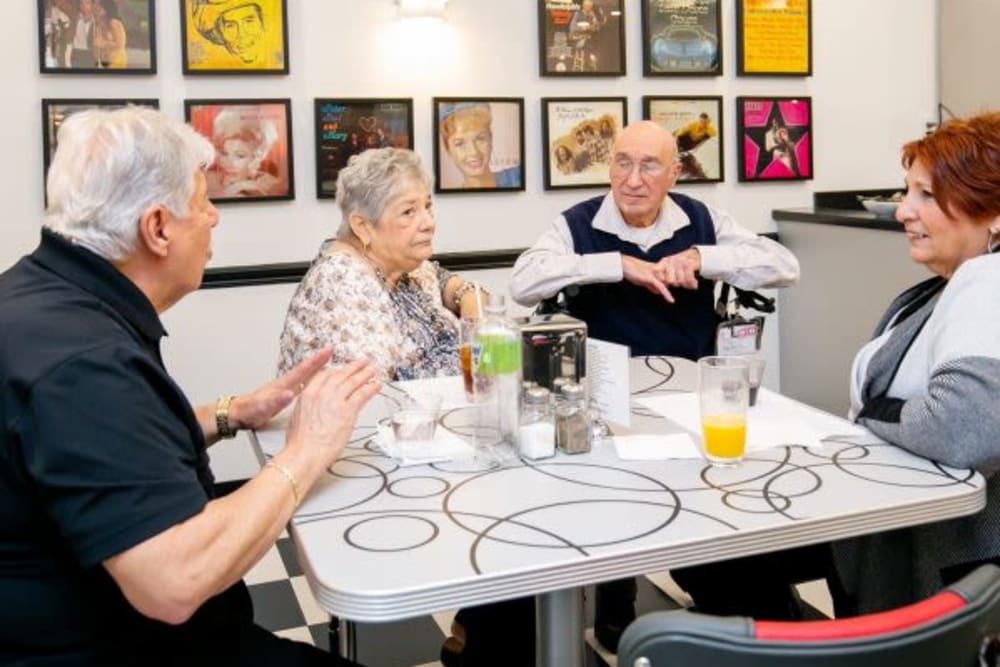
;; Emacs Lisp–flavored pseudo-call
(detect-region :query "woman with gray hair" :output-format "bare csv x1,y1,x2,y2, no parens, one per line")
277,148,484,380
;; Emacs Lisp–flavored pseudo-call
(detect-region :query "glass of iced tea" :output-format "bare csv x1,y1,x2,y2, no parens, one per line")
698,356,749,466
459,318,476,401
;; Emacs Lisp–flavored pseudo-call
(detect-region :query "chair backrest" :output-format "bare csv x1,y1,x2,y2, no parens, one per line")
617,564,1000,667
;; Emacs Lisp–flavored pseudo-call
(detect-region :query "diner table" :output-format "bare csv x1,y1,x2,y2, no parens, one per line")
250,356,986,666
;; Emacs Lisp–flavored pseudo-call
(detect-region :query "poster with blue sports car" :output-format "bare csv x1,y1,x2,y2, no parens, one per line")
641,0,721,76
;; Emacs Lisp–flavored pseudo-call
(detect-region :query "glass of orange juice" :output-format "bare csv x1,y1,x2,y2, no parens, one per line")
698,356,750,466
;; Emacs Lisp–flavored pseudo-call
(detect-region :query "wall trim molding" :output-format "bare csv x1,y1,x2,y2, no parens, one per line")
200,248,527,289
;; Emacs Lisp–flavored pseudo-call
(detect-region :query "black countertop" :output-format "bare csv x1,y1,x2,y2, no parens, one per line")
772,207,902,232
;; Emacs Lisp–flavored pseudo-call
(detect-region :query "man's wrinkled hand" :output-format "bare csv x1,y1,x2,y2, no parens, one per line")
653,248,701,291
622,255,675,303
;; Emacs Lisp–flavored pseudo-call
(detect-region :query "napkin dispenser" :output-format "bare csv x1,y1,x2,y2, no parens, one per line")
515,313,587,391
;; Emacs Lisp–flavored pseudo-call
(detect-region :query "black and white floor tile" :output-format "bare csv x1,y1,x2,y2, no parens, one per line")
245,534,832,667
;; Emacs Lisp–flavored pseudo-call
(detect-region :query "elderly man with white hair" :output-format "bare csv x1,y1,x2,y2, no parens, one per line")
0,106,378,665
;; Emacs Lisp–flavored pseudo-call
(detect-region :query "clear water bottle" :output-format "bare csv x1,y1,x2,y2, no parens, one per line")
473,294,522,460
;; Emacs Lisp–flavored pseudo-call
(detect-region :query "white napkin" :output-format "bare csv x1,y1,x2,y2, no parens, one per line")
372,422,476,466
613,434,702,460
634,389,868,451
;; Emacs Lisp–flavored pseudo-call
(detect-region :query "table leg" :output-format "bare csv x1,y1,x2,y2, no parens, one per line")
536,587,585,667
332,616,357,661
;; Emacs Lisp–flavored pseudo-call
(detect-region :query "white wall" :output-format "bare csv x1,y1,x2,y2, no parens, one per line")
3,0,939,476
940,0,1000,118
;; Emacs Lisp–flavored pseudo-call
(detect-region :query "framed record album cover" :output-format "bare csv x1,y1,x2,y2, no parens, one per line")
542,97,626,190
314,98,413,199
736,0,812,76
641,0,721,76
185,98,295,203
737,96,813,182
538,0,626,76
644,95,723,183
433,98,525,193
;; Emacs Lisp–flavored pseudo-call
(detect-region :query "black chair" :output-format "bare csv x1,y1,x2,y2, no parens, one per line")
617,564,1000,667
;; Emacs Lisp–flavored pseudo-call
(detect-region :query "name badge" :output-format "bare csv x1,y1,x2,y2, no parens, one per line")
715,316,763,356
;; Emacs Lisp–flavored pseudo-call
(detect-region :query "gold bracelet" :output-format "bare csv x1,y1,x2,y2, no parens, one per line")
215,394,238,439
452,281,478,311
265,461,301,507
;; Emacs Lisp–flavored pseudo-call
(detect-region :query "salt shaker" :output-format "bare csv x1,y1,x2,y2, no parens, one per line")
518,387,555,460
555,382,591,454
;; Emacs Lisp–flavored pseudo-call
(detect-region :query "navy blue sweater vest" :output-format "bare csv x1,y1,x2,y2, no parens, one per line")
563,193,719,359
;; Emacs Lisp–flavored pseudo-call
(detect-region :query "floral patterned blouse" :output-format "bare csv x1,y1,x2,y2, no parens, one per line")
277,241,461,381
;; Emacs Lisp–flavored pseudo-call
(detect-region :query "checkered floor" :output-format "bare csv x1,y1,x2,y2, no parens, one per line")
243,536,693,666
244,535,834,667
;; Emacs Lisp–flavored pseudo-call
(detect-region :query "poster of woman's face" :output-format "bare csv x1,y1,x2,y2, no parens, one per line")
181,0,289,74
314,99,414,199
542,97,627,190
433,98,525,194
38,0,156,73
185,99,295,203
737,96,813,182
644,96,724,183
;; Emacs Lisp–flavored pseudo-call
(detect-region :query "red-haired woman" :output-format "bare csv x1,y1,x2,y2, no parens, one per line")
835,111,1000,614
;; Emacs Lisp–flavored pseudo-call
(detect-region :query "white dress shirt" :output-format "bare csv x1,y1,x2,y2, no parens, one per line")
509,193,800,306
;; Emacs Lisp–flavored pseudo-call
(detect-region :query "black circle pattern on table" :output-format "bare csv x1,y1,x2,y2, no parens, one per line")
274,364,980,587
291,438,976,576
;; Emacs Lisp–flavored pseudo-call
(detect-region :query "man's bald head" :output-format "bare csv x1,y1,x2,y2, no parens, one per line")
609,121,682,228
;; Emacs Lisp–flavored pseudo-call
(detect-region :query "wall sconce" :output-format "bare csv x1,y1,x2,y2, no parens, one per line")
397,0,448,20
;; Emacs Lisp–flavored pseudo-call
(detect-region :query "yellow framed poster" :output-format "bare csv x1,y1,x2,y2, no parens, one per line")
180,0,289,74
736,0,811,76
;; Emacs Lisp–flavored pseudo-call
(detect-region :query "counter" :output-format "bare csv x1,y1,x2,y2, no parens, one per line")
773,206,927,416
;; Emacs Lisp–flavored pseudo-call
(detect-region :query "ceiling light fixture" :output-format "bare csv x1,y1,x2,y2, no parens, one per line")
397,0,448,20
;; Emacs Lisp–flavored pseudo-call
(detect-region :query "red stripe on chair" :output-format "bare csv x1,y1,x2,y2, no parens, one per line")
755,591,966,641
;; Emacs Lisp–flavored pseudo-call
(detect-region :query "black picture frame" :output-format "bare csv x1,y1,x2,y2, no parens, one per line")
538,0,626,77
736,0,812,76
184,98,296,203
38,0,157,74
736,96,813,182
314,98,414,200
41,98,159,198
180,0,290,75
641,0,721,76
643,95,724,184
433,97,526,194
541,96,627,191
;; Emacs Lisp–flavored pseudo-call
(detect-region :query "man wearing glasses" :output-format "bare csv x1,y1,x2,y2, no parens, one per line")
508,120,802,655
511,119,798,360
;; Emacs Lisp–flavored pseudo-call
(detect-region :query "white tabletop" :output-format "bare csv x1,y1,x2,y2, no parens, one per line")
251,356,985,622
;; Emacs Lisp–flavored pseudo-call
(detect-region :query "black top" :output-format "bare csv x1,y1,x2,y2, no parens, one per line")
562,193,720,359
0,230,252,665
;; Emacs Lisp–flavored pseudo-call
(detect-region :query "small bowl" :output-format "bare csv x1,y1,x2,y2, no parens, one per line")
859,196,901,218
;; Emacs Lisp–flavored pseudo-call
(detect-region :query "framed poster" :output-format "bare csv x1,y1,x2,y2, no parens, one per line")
314,98,414,199
433,98,525,194
180,0,289,74
538,0,626,77
185,99,295,203
42,98,159,193
39,0,157,74
542,97,627,190
737,96,813,182
736,0,812,76
643,96,723,183
641,0,721,76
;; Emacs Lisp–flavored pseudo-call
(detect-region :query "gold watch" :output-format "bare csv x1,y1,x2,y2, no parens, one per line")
215,394,238,439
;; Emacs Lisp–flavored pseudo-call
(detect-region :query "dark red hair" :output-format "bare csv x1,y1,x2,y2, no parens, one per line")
901,111,1000,222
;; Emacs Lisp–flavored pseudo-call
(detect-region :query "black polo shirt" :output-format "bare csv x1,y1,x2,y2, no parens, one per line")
0,230,252,665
